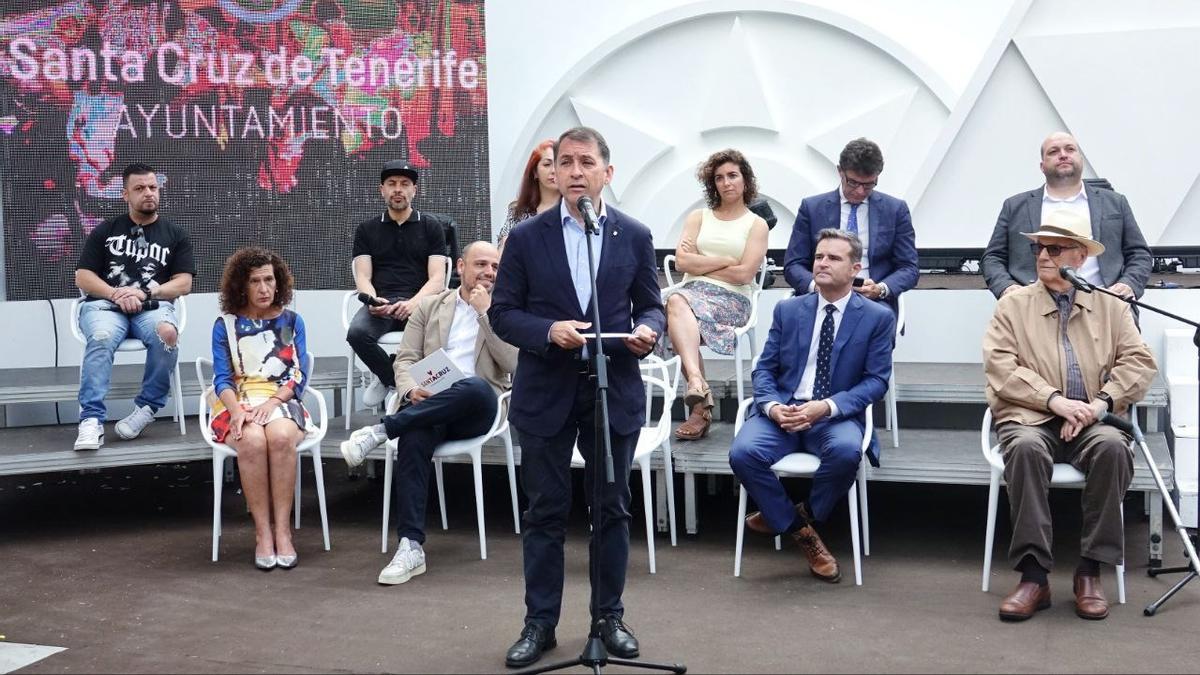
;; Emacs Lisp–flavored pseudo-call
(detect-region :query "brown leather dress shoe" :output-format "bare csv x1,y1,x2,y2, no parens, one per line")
791,523,841,582
998,581,1051,621
1073,573,1109,620
746,504,805,535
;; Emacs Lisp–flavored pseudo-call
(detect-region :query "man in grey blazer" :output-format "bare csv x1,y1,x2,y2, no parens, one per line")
981,131,1152,299
339,241,518,585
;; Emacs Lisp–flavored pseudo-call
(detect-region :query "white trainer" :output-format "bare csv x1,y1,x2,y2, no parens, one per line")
74,418,104,451
378,537,426,585
362,375,389,407
340,425,388,468
115,405,155,440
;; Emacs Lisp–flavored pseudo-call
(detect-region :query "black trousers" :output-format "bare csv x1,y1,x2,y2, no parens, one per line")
346,304,409,387
519,373,636,629
382,377,496,544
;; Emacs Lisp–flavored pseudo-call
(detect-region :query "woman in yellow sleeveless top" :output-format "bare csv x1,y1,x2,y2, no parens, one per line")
664,149,768,439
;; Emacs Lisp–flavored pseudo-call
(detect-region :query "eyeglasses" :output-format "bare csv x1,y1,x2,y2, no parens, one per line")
130,225,149,254
842,175,877,191
1030,242,1080,257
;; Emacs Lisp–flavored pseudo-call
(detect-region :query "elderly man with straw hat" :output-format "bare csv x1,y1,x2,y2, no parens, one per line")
982,209,1157,622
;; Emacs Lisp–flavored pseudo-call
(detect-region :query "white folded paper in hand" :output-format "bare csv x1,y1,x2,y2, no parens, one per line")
579,332,634,339
407,348,466,395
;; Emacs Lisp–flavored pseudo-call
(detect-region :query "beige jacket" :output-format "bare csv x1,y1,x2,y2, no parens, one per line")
391,288,519,407
983,280,1156,426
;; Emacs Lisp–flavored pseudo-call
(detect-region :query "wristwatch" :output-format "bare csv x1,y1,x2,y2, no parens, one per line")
1096,391,1114,412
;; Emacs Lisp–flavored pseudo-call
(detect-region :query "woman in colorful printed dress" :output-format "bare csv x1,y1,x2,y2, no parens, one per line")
497,138,557,252
665,149,769,440
210,247,312,570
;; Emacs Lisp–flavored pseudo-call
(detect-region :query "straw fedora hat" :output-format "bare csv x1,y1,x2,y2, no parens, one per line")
1020,209,1105,257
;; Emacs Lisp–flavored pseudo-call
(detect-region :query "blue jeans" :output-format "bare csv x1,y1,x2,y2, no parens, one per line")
77,299,179,421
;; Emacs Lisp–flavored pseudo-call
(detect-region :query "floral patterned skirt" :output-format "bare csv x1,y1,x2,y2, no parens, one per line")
211,392,311,444
661,280,752,356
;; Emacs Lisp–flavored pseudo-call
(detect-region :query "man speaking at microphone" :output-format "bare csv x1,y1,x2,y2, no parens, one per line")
982,209,1156,622
489,126,664,668
73,162,195,451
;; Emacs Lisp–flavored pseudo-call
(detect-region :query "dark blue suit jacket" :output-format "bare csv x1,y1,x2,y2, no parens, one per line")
750,292,894,466
783,188,919,313
489,202,666,437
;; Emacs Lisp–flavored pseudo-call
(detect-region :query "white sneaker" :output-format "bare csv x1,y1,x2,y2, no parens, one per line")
362,375,390,407
74,418,104,451
378,537,426,585
340,425,388,468
115,405,155,440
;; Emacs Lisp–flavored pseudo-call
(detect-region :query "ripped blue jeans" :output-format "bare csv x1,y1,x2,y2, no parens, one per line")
77,299,178,421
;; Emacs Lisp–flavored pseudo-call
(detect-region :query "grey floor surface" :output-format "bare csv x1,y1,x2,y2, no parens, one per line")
2,454,1199,674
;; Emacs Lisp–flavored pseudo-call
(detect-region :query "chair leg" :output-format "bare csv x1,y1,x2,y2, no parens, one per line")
472,452,487,560
640,459,656,574
173,364,186,434
663,440,677,547
382,446,394,554
504,429,520,534
435,460,448,530
734,336,745,407
311,449,330,551
212,457,223,562
848,481,862,586
774,535,781,551
344,352,355,430
685,472,698,535
293,453,302,530
982,470,1001,592
858,459,871,556
734,486,748,577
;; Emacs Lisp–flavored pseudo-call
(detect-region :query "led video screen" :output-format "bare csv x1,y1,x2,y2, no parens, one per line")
0,0,489,300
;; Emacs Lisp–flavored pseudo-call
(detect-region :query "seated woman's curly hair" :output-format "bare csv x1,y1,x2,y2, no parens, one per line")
696,148,758,209
219,247,294,314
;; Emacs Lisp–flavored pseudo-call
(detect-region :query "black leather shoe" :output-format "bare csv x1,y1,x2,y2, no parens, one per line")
505,623,557,668
598,615,639,659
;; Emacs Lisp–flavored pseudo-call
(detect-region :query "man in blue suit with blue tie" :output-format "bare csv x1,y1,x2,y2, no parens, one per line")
783,138,918,313
489,127,665,668
731,229,893,582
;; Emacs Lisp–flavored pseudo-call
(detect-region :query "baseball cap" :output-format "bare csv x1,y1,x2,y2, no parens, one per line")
380,160,418,184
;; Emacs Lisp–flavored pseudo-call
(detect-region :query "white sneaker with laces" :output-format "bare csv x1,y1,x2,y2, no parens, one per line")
74,418,104,451
340,425,388,468
362,374,389,407
115,405,155,440
378,537,426,585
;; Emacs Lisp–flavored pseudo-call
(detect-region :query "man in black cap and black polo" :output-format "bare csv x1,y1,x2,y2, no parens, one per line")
348,160,448,407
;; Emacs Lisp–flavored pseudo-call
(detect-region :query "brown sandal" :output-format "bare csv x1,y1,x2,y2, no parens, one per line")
674,404,712,440
684,382,711,409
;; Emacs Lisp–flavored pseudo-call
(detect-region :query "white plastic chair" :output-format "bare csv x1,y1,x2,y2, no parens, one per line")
884,294,905,448
342,256,452,429
732,397,873,586
569,355,683,573
195,355,331,562
380,390,517,559
70,295,188,435
980,407,1125,603
662,255,768,404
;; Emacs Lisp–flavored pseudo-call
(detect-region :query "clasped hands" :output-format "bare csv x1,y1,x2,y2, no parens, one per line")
110,285,148,314
1049,395,1109,442
368,296,419,320
226,397,285,440
549,320,658,357
769,400,831,432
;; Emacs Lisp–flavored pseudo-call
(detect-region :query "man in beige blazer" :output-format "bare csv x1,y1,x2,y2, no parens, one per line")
983,210,1156,622
340,241,518,585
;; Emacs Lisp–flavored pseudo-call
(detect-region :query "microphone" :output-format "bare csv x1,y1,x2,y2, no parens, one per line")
100,299,160,312
576,195,600,234
1059,266,1094,293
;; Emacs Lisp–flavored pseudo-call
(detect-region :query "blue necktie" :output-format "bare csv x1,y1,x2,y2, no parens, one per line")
846,203,859,235
812,305,836,400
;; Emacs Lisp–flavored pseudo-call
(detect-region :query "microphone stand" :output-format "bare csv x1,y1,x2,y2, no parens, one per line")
519,202,685,675
1069,273,1200,615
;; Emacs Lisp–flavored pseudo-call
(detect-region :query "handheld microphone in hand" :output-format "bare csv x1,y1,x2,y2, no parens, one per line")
101,298,160,312
357,292,389,307
1059,266,1094,293
576,195,601,234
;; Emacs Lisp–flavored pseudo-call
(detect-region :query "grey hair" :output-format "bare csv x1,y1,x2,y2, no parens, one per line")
815,228,863,262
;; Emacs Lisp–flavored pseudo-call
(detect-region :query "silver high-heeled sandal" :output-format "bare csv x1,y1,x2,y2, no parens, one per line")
255,554,278,570
276,553,298,569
